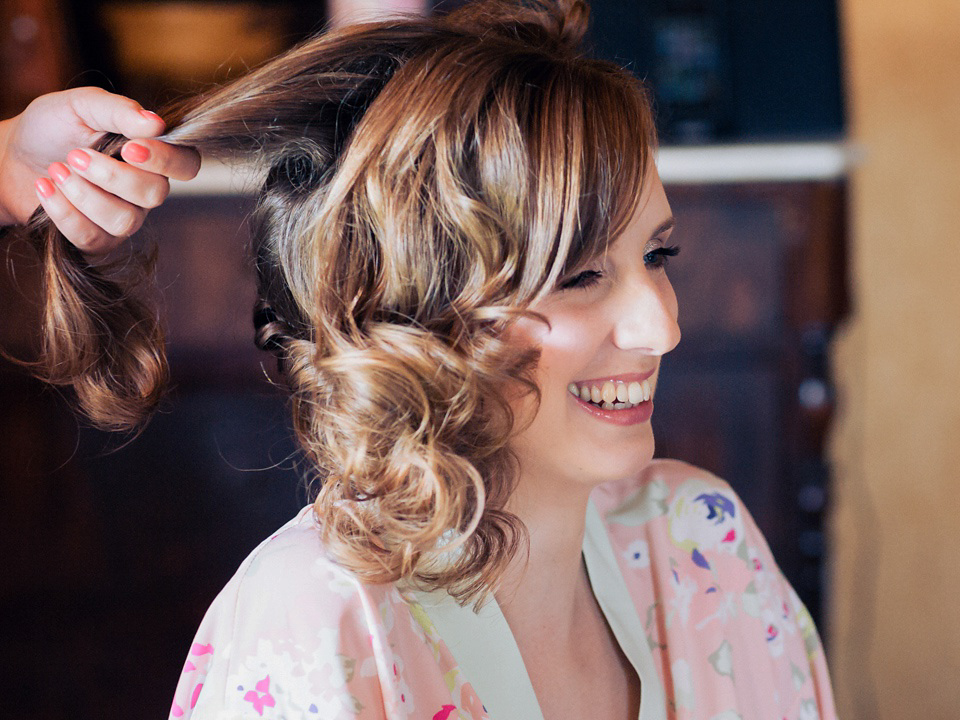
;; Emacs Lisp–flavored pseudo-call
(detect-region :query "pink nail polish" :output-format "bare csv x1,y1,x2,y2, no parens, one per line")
139,109,162,122
67,148,90,171
122,142,150,163
36,177,55,198
48,162,70,183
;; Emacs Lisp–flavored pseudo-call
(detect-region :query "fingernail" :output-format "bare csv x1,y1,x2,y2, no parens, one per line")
67,148,90,171
48,162,70,184
139,109,164,125
36,177,55,198
122,142,150,163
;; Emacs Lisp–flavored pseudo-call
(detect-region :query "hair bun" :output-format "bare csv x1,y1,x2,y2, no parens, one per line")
441,0,589,52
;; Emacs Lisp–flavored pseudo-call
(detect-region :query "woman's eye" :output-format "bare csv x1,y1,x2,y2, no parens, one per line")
644,245,680,269
558,269,604,291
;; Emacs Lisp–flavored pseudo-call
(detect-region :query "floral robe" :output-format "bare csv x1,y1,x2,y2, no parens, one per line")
169,460,837,720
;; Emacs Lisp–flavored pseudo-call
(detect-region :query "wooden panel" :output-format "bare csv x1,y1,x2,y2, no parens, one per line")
0,198,302,720
656,181,847,625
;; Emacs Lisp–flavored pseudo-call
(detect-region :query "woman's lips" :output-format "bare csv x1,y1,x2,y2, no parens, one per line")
567,377,654,407
566,371,657,425
569,391,654,426
567,371,654,425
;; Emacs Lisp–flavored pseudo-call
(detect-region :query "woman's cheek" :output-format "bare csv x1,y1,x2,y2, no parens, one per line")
537,307,602,370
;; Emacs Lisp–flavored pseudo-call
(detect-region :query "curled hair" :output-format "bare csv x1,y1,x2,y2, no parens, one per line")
25,0,656,605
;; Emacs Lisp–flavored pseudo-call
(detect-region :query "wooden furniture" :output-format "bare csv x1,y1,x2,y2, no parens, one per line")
655,180,847,620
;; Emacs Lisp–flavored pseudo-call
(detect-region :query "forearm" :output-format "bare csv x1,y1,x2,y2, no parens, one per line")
0,114,41,228
0,116,21,226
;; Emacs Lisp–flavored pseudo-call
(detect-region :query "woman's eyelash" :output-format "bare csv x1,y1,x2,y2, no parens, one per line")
644,245,680,268
558,269,604,290
558,245,681,291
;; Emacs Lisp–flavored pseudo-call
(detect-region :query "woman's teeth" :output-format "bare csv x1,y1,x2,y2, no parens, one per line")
567,379,653,409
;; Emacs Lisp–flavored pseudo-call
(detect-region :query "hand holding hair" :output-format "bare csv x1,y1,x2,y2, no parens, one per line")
0,86,200,255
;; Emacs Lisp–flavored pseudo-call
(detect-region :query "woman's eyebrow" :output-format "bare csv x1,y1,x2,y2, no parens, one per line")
651,217,676,240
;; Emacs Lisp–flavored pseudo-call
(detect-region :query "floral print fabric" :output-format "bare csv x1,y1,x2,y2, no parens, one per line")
169,460,836,720
593,461,836,720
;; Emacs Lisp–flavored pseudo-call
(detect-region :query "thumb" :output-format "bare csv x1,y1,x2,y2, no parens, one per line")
68,87,166,140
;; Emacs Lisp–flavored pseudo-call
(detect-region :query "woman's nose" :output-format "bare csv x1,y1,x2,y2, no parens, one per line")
610,276,681,355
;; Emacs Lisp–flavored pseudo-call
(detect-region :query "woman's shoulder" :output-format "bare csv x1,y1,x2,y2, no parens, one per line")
591,458,740,521
170,507,407,719
590,463,838,719
226,506,353,589
202,505,403,636
591,459,774,582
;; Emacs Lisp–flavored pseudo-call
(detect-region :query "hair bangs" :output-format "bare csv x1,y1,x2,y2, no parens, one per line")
523,59,656,296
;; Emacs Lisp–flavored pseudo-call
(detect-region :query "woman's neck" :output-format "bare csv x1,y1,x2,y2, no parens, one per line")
494,474,595,645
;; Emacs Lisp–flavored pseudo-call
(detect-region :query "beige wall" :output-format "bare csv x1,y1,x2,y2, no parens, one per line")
829,1,960,718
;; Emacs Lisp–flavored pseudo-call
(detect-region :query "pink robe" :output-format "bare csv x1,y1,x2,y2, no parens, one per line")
169,460,837,720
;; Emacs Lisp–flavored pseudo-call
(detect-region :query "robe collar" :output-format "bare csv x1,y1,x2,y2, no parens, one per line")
410,497,668,720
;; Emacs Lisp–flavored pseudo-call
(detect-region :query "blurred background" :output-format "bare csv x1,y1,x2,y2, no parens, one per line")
0,0,957,718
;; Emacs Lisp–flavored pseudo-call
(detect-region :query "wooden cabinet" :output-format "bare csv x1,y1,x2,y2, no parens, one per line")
655,181,847,623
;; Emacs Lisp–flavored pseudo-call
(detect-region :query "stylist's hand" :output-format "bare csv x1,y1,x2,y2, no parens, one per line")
0,87,201,256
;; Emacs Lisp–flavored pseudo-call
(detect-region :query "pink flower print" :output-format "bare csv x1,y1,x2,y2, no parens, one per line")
191,643,214,656
392,662,404,703
191,683,204,710
433,705,458,720
171,701,184,718
766,623,779,643
243,675,276,716
762,608,786,657
722,528,737,544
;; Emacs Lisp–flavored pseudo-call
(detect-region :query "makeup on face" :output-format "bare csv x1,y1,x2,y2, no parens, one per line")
566,372,656,426
505,168,680,487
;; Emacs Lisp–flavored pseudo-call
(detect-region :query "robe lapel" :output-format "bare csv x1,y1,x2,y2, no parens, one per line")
410,497,667,720
412,583,544,720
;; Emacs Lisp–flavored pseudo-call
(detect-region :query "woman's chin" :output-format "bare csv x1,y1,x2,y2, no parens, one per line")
595,454,655,486
563,444,656,489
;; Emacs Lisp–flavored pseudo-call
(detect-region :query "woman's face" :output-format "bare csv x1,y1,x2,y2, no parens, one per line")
507,167,680,493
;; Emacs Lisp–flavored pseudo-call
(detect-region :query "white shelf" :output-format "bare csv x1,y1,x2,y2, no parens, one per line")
170,141,861,196
656,141,862,185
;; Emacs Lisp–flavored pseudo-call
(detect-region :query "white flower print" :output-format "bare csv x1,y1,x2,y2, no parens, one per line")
668,480,746,561
798,699,821,720
668,569,698,627
608,478,671,526
623,539,651,569
672,658,696,711
709,712,742,720
227,636,360,720
695,590,738,630
708,640,734,679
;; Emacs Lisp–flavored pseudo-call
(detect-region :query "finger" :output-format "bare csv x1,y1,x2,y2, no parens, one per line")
48,161,147,242
66,148,170,209
35,176,125,257
68,87,167,140
121,138,201,182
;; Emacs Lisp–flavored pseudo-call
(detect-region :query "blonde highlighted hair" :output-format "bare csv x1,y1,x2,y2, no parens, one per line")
26,0,656,604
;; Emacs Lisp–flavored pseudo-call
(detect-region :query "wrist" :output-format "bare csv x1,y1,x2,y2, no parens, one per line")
0,115,41,228
0,117,17,226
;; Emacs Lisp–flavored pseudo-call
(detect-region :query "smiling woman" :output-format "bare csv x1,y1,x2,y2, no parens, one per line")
506,168,680,492
14,1,837,719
